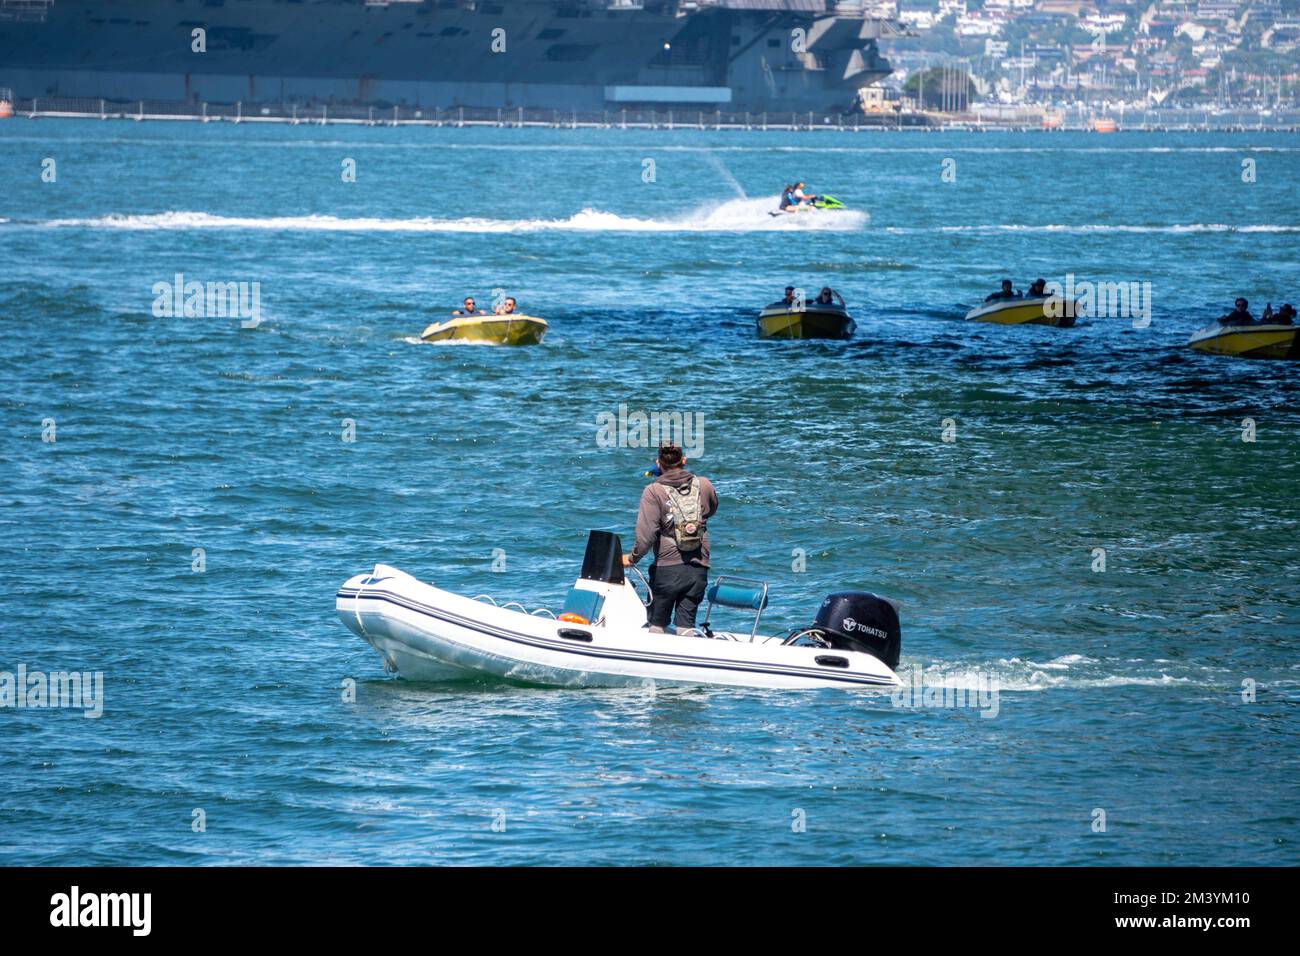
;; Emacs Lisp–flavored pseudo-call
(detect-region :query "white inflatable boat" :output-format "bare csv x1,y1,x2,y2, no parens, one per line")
336,531,903,690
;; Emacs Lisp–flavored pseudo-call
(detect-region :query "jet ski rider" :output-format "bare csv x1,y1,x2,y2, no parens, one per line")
793,181,818,207
622,443,719,636
779,185,796,212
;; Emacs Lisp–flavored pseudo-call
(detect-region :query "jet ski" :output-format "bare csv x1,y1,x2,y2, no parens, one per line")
1187,322,1299,360
757,291,855,340
963,295,1078,327
420,313,548,346
769,194,847,216
336,530,903,690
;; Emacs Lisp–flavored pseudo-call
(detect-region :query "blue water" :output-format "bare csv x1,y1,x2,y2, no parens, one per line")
2,122,1298,865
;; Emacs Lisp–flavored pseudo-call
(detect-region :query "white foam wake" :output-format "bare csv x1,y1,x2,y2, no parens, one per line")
897,654,1254,693
40,197,867,234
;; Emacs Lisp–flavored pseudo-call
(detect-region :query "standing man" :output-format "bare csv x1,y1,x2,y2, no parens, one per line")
622,443,719,635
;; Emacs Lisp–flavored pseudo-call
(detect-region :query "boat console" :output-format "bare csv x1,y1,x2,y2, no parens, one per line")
564,531,901,666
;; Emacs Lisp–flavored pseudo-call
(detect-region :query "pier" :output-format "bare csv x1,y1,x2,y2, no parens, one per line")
6,96,1299,133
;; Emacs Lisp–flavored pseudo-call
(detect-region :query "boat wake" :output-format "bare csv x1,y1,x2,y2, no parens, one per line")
900,653,1273,693
400,335,501,346
37,198,867,234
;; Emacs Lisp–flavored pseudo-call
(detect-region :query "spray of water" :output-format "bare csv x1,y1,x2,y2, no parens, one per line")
702,152,747,200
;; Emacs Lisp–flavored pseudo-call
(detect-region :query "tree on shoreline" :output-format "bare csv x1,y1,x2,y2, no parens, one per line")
904,66,978,110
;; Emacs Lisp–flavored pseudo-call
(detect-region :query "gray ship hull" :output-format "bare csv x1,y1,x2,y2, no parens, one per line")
0,0,895,113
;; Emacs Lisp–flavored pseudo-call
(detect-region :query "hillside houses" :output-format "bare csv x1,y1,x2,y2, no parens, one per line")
886,0,1297,105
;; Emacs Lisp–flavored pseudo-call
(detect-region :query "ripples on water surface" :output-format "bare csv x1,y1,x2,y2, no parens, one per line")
1,124,1297,865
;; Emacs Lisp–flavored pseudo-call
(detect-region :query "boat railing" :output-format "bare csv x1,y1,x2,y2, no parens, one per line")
3,93,1299,132
0,95,943,131
472,594,557,618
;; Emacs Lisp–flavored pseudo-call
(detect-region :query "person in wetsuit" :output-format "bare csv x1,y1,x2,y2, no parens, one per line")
793,181,818,207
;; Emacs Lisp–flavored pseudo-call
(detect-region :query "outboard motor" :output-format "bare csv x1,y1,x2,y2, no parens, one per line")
813,591,901,669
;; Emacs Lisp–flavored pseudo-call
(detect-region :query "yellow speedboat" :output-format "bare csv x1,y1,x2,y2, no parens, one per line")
963,296,1077,327
757,299,855,340
757,305,855,340
1188,323,1299,360
420,313,548,346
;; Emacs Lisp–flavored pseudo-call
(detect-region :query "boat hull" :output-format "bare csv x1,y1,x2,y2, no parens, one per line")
963,296,1077,326
757,307,856,340
0,1,895,114
421,314,548,346
337,567,901,691
1187,323,1300,360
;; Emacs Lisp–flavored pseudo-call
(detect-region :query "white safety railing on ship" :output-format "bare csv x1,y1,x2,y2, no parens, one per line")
5,96,1299,132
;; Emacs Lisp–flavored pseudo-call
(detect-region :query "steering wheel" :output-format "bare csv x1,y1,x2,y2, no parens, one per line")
626,565,653,608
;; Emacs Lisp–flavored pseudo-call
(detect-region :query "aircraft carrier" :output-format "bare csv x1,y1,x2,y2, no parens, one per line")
0,0,900,114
